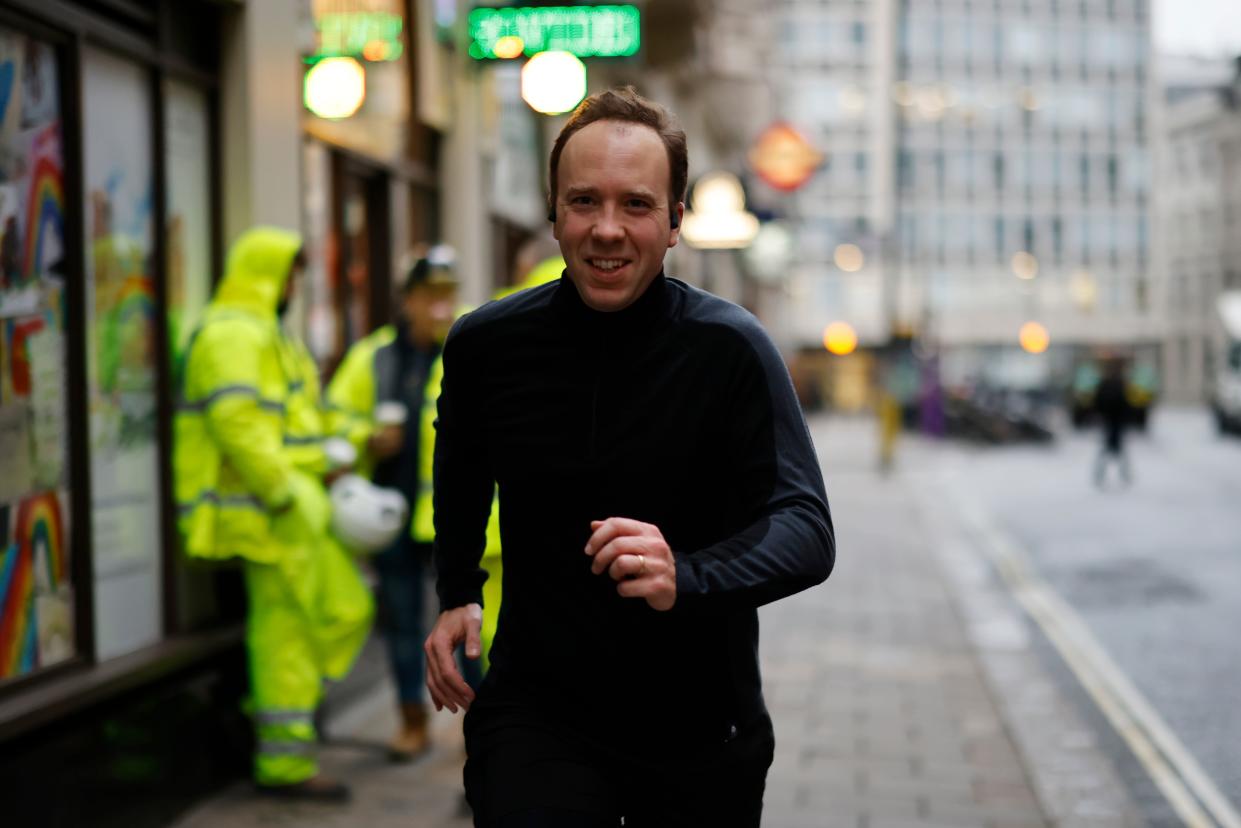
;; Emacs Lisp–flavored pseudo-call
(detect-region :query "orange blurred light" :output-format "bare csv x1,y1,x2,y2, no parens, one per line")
494,35,525,59
823,322,858,356
362,40,388,61
1019,321,1050,354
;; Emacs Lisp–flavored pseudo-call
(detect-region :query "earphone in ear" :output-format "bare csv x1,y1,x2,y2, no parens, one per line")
670,212,679,230
547,208,556,223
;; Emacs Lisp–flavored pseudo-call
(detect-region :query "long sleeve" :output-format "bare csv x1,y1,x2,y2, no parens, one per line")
674,327,835,609
431,320,496,611
190,320,294,510
324,339,377,459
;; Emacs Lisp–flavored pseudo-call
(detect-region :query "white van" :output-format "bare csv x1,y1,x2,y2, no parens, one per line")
1211,292,1241,435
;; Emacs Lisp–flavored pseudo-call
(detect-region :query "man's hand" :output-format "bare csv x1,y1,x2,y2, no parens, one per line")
322,467,350,488
584,517,677,611
424,603,483,713
367,424,404,460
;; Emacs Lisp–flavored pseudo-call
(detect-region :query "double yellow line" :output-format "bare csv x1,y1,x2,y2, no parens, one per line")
950,490,1241,828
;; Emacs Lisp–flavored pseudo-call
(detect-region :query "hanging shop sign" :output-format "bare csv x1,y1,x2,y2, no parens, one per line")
309,0,405,63
748,122,823,193
468,5,640,60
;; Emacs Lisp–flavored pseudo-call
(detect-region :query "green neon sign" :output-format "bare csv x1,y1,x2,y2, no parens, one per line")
468,5,640,60
309,12,405,62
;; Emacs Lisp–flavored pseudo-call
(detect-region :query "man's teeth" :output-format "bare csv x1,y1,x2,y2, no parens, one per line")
593,259,623,271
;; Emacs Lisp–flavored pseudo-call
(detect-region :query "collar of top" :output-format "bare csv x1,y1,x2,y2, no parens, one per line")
551,271,672,338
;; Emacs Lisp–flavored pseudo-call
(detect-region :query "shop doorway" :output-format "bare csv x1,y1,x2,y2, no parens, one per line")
332,154,392,354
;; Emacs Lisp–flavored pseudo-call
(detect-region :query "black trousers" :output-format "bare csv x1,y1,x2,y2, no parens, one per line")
464,711,775,828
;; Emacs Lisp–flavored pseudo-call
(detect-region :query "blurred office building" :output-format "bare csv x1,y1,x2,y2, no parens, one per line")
765,0,1157,394
1154,55,1241,402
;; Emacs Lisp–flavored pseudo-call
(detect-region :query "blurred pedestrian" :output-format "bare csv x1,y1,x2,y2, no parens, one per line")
326,245,468,761
424,86,835,827
174,227,373,801
1094,357,1134,488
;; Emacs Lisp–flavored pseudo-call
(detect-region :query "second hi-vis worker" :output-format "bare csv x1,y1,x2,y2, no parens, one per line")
326,246,468,761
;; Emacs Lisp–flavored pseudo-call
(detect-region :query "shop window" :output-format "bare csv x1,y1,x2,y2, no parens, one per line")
0,28,76,684
163,80,212,360
82,46,162,661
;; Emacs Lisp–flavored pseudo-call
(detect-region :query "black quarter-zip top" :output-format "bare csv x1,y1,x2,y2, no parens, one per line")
432,273,835,759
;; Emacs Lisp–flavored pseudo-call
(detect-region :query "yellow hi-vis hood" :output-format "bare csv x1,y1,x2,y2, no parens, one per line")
213,227,302,317
493,255,565,300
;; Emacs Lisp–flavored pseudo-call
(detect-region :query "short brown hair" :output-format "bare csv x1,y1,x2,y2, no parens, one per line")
547,86,688,222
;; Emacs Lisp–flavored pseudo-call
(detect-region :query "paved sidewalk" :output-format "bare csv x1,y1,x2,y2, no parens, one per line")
174,416,1053,828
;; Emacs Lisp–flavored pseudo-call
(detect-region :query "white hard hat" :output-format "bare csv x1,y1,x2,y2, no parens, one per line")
329,474,409,554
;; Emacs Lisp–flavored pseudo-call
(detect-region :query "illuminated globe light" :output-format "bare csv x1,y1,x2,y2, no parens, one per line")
304,57,366,120
1019,321,1050,354
823,322,858,356
493,35,525,59
834,243,864,273
521,51,586,115
1011,250,1039,280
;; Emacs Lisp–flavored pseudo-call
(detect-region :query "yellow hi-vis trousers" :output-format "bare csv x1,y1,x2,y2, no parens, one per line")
244,518,373,785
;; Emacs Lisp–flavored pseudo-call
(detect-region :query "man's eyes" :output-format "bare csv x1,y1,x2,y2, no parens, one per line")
566,196,654,210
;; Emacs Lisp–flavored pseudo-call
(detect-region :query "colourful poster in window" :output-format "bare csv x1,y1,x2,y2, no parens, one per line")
0,27,74,684
0,491,73,679
83,46,161,661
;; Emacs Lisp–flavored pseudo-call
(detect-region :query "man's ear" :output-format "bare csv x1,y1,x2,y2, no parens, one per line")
668,202,685,247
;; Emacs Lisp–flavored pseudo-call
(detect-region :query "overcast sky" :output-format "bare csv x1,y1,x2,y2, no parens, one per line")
1154,0,1241,56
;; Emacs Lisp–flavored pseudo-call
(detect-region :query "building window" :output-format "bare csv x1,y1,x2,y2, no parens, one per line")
0,27,77,684
82,46,164,661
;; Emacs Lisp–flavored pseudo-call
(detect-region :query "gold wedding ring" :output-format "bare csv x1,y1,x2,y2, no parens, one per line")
636,554,646,576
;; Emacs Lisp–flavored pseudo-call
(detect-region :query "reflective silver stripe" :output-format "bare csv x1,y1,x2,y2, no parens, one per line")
176,492,266,515
254,709,315,726
178,384,285,414
282,435,323,446
257,740,315,756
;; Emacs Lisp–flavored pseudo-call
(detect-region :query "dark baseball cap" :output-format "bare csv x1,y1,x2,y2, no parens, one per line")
404,244,458,291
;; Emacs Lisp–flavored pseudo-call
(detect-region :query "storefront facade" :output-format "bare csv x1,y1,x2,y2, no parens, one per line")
0,2,253,824
0,1,551,822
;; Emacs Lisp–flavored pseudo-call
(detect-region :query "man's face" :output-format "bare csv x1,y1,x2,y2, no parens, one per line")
553,120,682,313
404,282,457,345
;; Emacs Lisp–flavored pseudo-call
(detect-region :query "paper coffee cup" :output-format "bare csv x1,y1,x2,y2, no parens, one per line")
324,436,359,469
375,401,409,427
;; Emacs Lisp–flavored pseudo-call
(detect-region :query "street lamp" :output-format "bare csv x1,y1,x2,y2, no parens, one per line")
520,51,586,115
823,321,858,356
680,172,759,250
304,57,366,120
1019,321,1050,354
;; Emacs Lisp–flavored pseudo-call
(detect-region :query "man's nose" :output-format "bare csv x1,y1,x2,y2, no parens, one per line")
591,205,624,242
